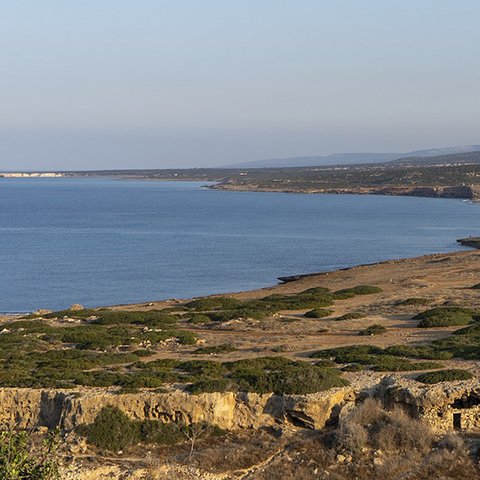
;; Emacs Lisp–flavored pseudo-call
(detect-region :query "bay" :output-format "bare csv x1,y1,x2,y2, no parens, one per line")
0,178,477,312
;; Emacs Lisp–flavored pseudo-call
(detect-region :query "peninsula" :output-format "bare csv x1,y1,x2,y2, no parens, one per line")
66,151,480,200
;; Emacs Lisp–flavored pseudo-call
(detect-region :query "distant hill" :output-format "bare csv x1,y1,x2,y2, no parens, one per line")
223,145,480,168
391,150,480,166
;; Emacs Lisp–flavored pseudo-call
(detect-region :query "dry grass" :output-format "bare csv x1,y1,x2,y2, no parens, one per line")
249,400,479,480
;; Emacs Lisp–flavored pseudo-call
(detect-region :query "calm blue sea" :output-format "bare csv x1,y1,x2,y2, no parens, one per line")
0,178,477,312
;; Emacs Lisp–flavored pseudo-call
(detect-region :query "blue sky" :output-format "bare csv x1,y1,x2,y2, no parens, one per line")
1,1,479,169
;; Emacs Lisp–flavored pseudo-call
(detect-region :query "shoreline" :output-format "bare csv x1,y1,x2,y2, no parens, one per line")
210,182,479,201
97,247,478,311
1,247,475,317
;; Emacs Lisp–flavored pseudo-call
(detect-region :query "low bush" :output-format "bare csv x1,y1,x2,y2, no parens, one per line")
43,309,99,319
187,314,212,324
227,357,348,394
396,297,432,306
185,297,241,311
77,406,223,452
358,324,387,336
176,331,198,345
193,344,237,355
416,369,474,384
206,308,267,322
304,308,333,319
334,285,383,297
257,290,334,310
336,311,366,320
184,356,348,394
370,357,441,372
0,429,60,479
178,360,228,379
383,344,453,360
311,345,442,372
93,310,178,327
342,363,364,372
414,307,475,328
187,378,236,394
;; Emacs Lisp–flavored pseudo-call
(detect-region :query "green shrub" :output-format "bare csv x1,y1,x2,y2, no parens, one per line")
431,335,480,360
77,406,222,452
301,287,331,295
332,291,356,300
187,378,236,394
342,363,364,372
416,369,473,384
311,345,383,360
228,357,348,394
335,285,383,297
93,310,178,327
193,344,237,355
43,309,99,319
207,308,267,322
370,357,441,372
396,298,431,306
414,307,474,328
178,360,228,379
469,283,480,289
77,406,140,451
311,345,442,372
383,345,453,360
258,290,334,310
176,331,198,345
304,309,333,319
0,429,60,479
187,314,212,324
185,297,241,311
358,324,387,336
336,312,366,320
115,374,167,389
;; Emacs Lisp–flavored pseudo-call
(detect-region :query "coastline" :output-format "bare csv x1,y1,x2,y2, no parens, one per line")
210,182,480,200
98,247,477,311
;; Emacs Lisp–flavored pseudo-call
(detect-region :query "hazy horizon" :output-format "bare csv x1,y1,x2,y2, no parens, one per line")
2,1,480,170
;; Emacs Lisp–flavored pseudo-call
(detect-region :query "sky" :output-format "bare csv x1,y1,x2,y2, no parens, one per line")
1,0,480,170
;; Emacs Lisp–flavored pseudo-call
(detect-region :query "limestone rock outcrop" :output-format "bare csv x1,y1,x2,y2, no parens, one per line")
379,376,480,432
0,386,354,431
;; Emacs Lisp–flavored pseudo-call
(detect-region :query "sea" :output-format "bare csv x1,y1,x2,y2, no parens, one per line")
0,177,477,313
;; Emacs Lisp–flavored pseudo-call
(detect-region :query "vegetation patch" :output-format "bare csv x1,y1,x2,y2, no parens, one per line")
192,344,237,355
77,406,223,452
311,345,442,372
183,356,348,395
416,369,473,384
0,429,60,479
304,309,333,319
358,324,387,336
396,297,432,306
92,310,178,327
185,297,241,311
334,285,383,297
187,314,212,324
336,311,366,320
414,307,476,328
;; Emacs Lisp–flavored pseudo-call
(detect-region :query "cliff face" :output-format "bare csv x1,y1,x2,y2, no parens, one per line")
379,377,480,433
0,387,354,431
4,379,480,435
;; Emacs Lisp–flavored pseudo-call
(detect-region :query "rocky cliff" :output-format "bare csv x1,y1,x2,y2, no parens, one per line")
0,386,354,432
